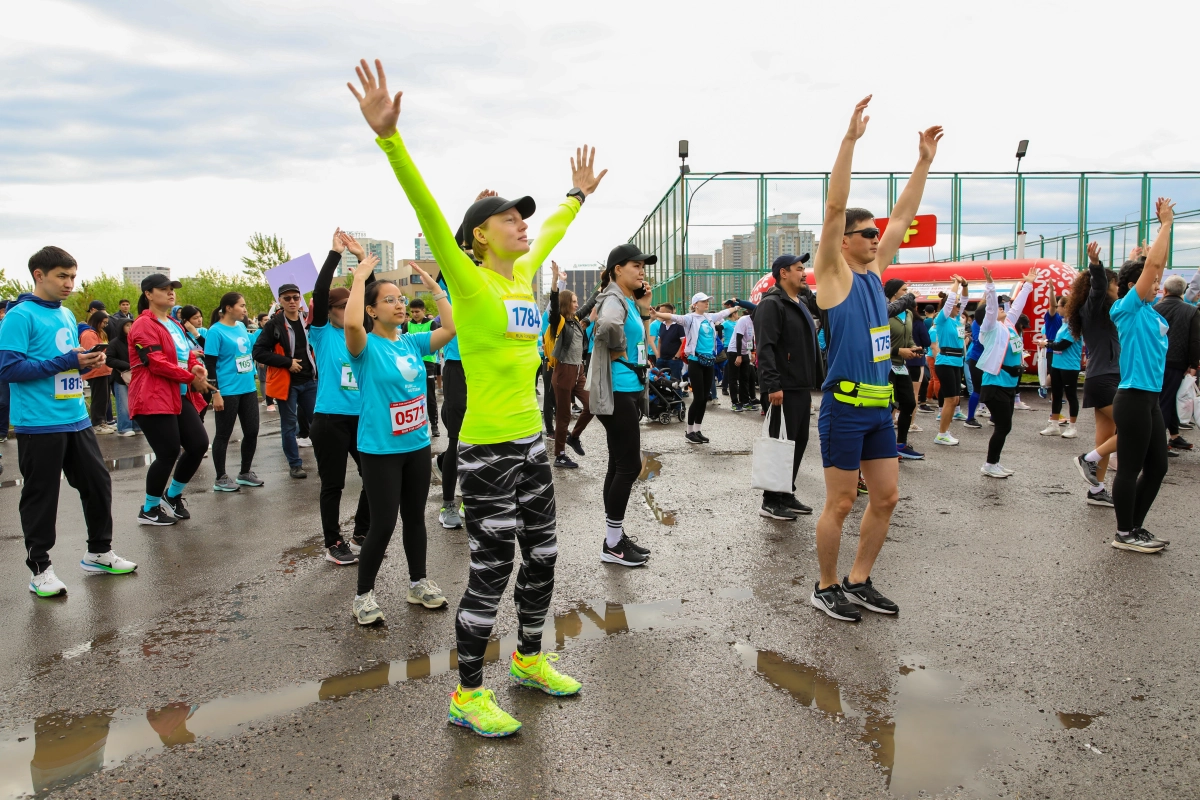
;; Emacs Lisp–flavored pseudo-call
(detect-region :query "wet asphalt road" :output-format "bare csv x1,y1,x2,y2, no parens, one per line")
0,392,1197,799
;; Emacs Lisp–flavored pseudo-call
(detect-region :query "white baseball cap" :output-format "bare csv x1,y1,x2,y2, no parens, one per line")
690,292,711,306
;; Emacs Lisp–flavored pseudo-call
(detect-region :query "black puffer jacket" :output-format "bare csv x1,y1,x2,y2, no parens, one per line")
754,285,820,394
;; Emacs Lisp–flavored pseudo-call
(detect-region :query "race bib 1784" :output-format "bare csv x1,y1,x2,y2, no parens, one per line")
502,294,540,341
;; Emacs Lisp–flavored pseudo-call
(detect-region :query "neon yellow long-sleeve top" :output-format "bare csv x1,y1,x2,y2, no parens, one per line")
377,132,580,445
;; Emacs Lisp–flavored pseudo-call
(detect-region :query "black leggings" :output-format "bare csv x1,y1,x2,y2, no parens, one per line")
310,413,369,548
596,391,642,522
1050,367,1079,418
212,392,259,477
136,401,209,497
438,359,467,504
1112,389,1169,532
687,360,714,425
890,370,915,445
88,374,110,426
357,448,431,594
980,385,1015,464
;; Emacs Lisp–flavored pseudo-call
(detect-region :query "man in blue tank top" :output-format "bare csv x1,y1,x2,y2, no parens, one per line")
810,95,943,623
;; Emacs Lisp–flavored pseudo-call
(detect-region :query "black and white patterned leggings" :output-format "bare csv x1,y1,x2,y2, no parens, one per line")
455,432,557,689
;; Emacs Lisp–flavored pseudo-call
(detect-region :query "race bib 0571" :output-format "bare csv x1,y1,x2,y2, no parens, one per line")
390,396,426,436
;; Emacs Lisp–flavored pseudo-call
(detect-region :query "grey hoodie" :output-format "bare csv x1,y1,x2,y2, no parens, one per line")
585,281,646,415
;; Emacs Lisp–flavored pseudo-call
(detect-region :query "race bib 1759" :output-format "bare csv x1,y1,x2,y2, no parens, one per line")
870,325,891,363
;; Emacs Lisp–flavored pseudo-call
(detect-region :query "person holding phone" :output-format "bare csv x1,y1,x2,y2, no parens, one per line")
204,292,263,493
588,244,655,566
0,246,137,596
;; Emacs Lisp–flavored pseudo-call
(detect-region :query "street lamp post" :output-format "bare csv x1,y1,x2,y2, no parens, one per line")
1015,139,1029,259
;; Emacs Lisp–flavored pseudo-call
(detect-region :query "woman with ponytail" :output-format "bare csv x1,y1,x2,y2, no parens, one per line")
204,292,263,493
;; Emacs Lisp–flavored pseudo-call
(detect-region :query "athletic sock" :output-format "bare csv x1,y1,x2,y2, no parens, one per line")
686,424,695,433
410,580,420,588
605,518,624,548
143,494,161,512
968,393,979,419
1085,450,1101,463
1088,484,1106,495
514,651,539,667
166,479,187,499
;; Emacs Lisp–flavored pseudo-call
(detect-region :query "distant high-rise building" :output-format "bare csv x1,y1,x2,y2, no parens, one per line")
123,265,170,285
563,266,602,301
415,233,434,261
338,231,394,276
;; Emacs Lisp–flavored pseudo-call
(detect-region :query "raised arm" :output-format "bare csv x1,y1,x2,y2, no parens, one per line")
344,254,379,357
350,59,476,296
1009,266,1038,321
980,266,999,333
409,262,455,351
1135,198,1174,301
515,146,606,282
814,96,869,308
311,229,347,328
876,126,943,271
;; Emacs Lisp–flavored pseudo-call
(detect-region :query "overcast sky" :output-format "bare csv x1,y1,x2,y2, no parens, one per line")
3,0,1198,284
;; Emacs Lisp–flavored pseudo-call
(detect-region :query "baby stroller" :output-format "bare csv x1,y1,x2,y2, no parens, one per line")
647,366,687,425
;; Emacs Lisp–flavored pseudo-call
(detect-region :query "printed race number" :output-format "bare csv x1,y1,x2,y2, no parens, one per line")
54,370,84,400
870,325,891,363
340,364,359,391
390,396,427,436
503,294,541,340
235,354,253,374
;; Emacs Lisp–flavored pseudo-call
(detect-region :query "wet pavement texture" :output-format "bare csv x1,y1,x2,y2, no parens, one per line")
0,394,1197,799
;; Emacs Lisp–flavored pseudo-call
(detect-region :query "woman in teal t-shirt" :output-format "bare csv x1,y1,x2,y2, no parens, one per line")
1108,198,1174,553
203,292,262,492
343,254,457,625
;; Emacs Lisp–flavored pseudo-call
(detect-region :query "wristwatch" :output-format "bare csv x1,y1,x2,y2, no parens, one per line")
567,187,586,205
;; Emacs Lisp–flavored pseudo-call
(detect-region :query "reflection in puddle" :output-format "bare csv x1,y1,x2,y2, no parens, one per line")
642,489,676,526
638,451,675,525
736,646,1027,798
1,454,157,490
1057,712,1100,729
0,598,691,797
638,451,663,481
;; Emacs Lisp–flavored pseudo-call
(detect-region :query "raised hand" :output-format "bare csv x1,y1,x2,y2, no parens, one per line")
551,260,561,283
339,231,366,259
1087,241,1102,265
347,59,401,139
332,227,346,254
570,145,608,196
1157,196,1175,225
1024,266,1039,284
409,261,436,288
918,126,944,163
474,189,497,202
353,253,380,279
981,265,993,284
845,96,871,141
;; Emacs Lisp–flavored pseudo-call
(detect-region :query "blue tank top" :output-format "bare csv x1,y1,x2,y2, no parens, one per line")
822,269,891,391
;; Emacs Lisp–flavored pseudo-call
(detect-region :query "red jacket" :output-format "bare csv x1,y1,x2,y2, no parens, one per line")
127,310,207,417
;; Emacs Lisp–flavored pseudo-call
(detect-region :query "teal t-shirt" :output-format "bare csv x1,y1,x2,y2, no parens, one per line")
159,318,191,394
206,321,256,396
983,326,1023,388
0,300,89,432
1052,325,1082,372
695,318,715,357
1111,289,1168,392
350,331,433,454
309,323,361,416
721,318,736,345
932,311,964,367
441,284,460,361
612,297,647,393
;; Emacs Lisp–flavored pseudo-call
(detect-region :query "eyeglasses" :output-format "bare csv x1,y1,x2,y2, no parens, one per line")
372,295,403,306
280,295,301,302
845,228,881,240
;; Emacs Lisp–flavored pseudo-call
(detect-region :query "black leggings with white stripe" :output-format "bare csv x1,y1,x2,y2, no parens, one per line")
455,433,557,688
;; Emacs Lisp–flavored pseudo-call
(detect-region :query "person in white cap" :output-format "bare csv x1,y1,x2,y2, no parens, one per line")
653,292,741,444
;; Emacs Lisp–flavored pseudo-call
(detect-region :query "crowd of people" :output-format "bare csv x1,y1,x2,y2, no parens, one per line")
0,69,1196,739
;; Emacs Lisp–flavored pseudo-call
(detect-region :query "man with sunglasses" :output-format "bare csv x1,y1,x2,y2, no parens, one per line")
809,95,943,622
253,283,318,478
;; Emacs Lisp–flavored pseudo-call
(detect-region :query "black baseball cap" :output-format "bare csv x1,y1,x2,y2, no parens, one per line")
278,284,302,298
140,273,182,292
606,243,658,271
456,196,537,249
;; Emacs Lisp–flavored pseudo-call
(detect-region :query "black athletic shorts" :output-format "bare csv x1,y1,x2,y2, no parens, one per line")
1082,372,1119,410
423,360,441,377
935,364,964,402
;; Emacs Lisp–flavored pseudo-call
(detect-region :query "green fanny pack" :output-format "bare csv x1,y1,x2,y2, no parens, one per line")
832,380,893,408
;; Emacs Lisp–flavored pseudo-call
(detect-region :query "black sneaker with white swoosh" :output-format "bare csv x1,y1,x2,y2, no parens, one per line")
841,576,899,615
810,582,861,622
601,534,648,567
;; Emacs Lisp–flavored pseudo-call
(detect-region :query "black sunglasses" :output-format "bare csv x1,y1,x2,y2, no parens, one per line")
280,294,302,302
846,228,881,240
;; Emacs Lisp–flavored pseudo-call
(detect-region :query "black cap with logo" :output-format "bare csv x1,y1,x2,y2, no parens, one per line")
455,196,537,249
605,243,658,271
140,273,182,292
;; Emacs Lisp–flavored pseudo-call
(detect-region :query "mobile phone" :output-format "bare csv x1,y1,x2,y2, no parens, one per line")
633,285,647,299
87,344,108,354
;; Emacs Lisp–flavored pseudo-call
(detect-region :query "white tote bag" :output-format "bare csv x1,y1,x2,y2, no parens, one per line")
1177,373,1198,426
751,405,794,494
1037,347,1049,388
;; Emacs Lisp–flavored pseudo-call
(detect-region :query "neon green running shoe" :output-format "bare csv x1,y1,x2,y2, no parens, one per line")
447,686,522,737
509,651,582,696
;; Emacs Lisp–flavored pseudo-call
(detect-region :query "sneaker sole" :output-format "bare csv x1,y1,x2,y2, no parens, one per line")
1111,540,1165,553
685,439,702,445
448,712,520,737
511,674,581,696
1086,497,1114,507
407,595,449,608
897,452,924,460
980,469,1008,479
785,507,814,516
1073,457,1101,487
212,484,240,492
844,592,898,615
809,593,860,622
1061,432,1078,439
934,439,959,446
236,480,264,487
440,518,464,529
29,585,66,597
325,553,358,566
354,611,385,625
600,552,648,567
79,561,136,574
137,515,176,526
759,508,797,520
554,462,578,469
1039,431,1061,436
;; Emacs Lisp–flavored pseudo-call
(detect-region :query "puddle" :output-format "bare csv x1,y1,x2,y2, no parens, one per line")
279,538,325,573
1057,712,1100,729
638,451,676,525
642,489,676,526
736,646,1030,798
638,451,663,481
0,598,692,798
1,454,156,490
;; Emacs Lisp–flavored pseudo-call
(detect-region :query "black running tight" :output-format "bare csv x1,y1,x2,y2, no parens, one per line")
890,370,915,445
212,391,259,477
455,433,556,688
135,401,209,498
687,360,714,425
596,391,642,522
357,448,431,594
1112,388,1169,532
1050,367,1079,419
979,385,1015,464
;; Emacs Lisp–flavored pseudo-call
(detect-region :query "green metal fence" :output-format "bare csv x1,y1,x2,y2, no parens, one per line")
628,171,1200,308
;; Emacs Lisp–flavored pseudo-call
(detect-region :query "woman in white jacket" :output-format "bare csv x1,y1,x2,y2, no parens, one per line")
977,265,1037,478
654,292,737,444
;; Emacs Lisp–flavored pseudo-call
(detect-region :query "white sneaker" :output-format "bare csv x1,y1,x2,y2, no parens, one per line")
1014,401,1032,410
117,429,137,437
1039,423,1062,436
29,567,67,597
93,425,115,435
80,550,138,574
997,464,1015,475
934,432,959,446
978,406,991,418
908,422,923,432
980,463,1009,479
296,437,313,448
353,590,384,625
1061,425,1078,439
